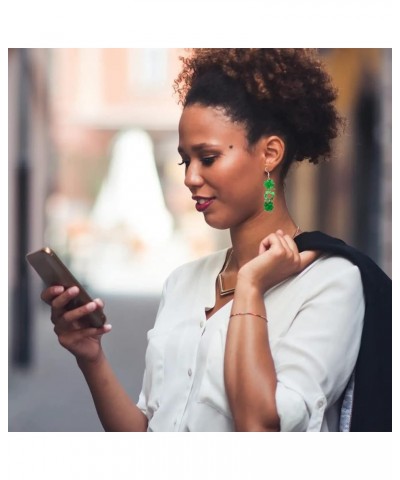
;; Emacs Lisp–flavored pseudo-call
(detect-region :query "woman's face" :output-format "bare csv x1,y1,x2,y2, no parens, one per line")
178,104,266,230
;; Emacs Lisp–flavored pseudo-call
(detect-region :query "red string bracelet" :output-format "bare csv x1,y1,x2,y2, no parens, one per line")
229,312,268,322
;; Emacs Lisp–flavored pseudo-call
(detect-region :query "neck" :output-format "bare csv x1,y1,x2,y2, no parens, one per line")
229,199,298,270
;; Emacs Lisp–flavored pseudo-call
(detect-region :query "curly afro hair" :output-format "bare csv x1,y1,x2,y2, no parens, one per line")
174,48,344,178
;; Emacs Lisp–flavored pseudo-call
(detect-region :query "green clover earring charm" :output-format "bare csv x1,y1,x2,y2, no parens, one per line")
264,170,275,212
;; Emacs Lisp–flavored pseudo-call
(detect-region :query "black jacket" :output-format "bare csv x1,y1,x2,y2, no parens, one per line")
294,231,392,432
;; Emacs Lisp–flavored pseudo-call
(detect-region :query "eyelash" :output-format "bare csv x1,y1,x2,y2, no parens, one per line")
178,156,217,167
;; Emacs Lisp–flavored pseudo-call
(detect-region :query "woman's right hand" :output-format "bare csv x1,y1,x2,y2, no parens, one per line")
41,285,112,364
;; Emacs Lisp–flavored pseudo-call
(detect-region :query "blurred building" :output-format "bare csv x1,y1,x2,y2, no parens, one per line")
9,49,53,366
287,49,391,278
8,48,392,368
46,48,220,290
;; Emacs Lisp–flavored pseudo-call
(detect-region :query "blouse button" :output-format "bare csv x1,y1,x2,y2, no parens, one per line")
188,368,192,377
200,321,204,328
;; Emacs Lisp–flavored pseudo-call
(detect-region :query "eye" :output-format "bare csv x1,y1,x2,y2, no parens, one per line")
177,155,218,168
177,158,189,167
201,156,217,166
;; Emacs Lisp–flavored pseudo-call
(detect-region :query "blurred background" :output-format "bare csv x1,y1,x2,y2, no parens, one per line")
8,48,392,431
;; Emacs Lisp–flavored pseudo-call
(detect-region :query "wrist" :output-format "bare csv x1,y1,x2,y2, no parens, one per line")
236,271,267,296
235,274,266,297
77,350,106,372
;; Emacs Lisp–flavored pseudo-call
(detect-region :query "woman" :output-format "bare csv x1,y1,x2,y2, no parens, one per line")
41,49,390,432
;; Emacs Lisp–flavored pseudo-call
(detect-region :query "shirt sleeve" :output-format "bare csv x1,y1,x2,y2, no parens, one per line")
273,257,365,431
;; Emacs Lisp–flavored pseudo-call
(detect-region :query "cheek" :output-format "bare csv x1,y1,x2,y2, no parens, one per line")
223,162,264,201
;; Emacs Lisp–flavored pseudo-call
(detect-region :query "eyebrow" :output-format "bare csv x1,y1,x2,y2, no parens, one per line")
177,143,219,154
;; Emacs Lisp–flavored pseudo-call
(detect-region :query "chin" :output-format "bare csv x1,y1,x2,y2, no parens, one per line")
202,213,235,230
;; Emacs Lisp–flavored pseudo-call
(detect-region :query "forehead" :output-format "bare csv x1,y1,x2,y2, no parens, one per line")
178,104,247,145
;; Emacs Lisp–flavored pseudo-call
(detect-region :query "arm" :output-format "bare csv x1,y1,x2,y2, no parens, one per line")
224,281,279,431
78,354,148,432
224,231,318,431
42,285,148,432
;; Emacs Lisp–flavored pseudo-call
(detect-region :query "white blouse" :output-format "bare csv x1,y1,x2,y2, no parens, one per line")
137,248,365,432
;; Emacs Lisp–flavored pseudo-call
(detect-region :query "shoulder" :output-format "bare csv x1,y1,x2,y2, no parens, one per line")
302,253,361,277
295,229,391,289
295,230,380,277
299,254,363,292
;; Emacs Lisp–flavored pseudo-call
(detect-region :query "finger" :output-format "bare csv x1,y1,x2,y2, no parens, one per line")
282,234,299,254
259,232,284,254
71,298,105,330
93,298,104,309
276,233,295,256
41,286,65,305
50,286,81,325
62,300,99,324
260,231,295,258
53,298,105,330
57,324,112,348
51,286,80,310
97,324,112,335
67,324,112,342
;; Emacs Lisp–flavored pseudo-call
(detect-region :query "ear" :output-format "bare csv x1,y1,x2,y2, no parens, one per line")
259,135,285,173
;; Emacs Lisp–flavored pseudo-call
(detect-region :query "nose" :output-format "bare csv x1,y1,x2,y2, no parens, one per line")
184,162,204,191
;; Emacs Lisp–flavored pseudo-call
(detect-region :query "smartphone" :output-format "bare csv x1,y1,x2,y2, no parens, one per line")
26,247,106,328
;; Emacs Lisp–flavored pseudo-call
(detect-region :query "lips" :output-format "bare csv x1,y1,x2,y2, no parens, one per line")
193,196,216,212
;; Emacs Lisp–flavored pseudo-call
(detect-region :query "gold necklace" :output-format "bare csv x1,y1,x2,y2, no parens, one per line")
218,248,235,296
218,226,301,297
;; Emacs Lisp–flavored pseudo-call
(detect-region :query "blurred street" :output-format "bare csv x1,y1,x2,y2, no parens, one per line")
8,292,160,432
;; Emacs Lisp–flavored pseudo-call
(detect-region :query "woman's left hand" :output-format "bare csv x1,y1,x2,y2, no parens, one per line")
237,230,319,295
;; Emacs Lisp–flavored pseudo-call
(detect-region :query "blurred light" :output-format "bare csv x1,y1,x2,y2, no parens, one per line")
91,129,173,245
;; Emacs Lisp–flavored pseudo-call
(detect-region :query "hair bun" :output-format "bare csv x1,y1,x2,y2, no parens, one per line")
175,48,344,174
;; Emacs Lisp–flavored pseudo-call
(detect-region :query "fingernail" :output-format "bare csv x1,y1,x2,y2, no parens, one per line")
54,286,64,294
104,324,112,331
69,286,79,295
94,298,104,308
87,302,96,312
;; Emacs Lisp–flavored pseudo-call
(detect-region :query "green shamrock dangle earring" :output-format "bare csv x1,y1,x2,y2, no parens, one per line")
264,170,275,212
